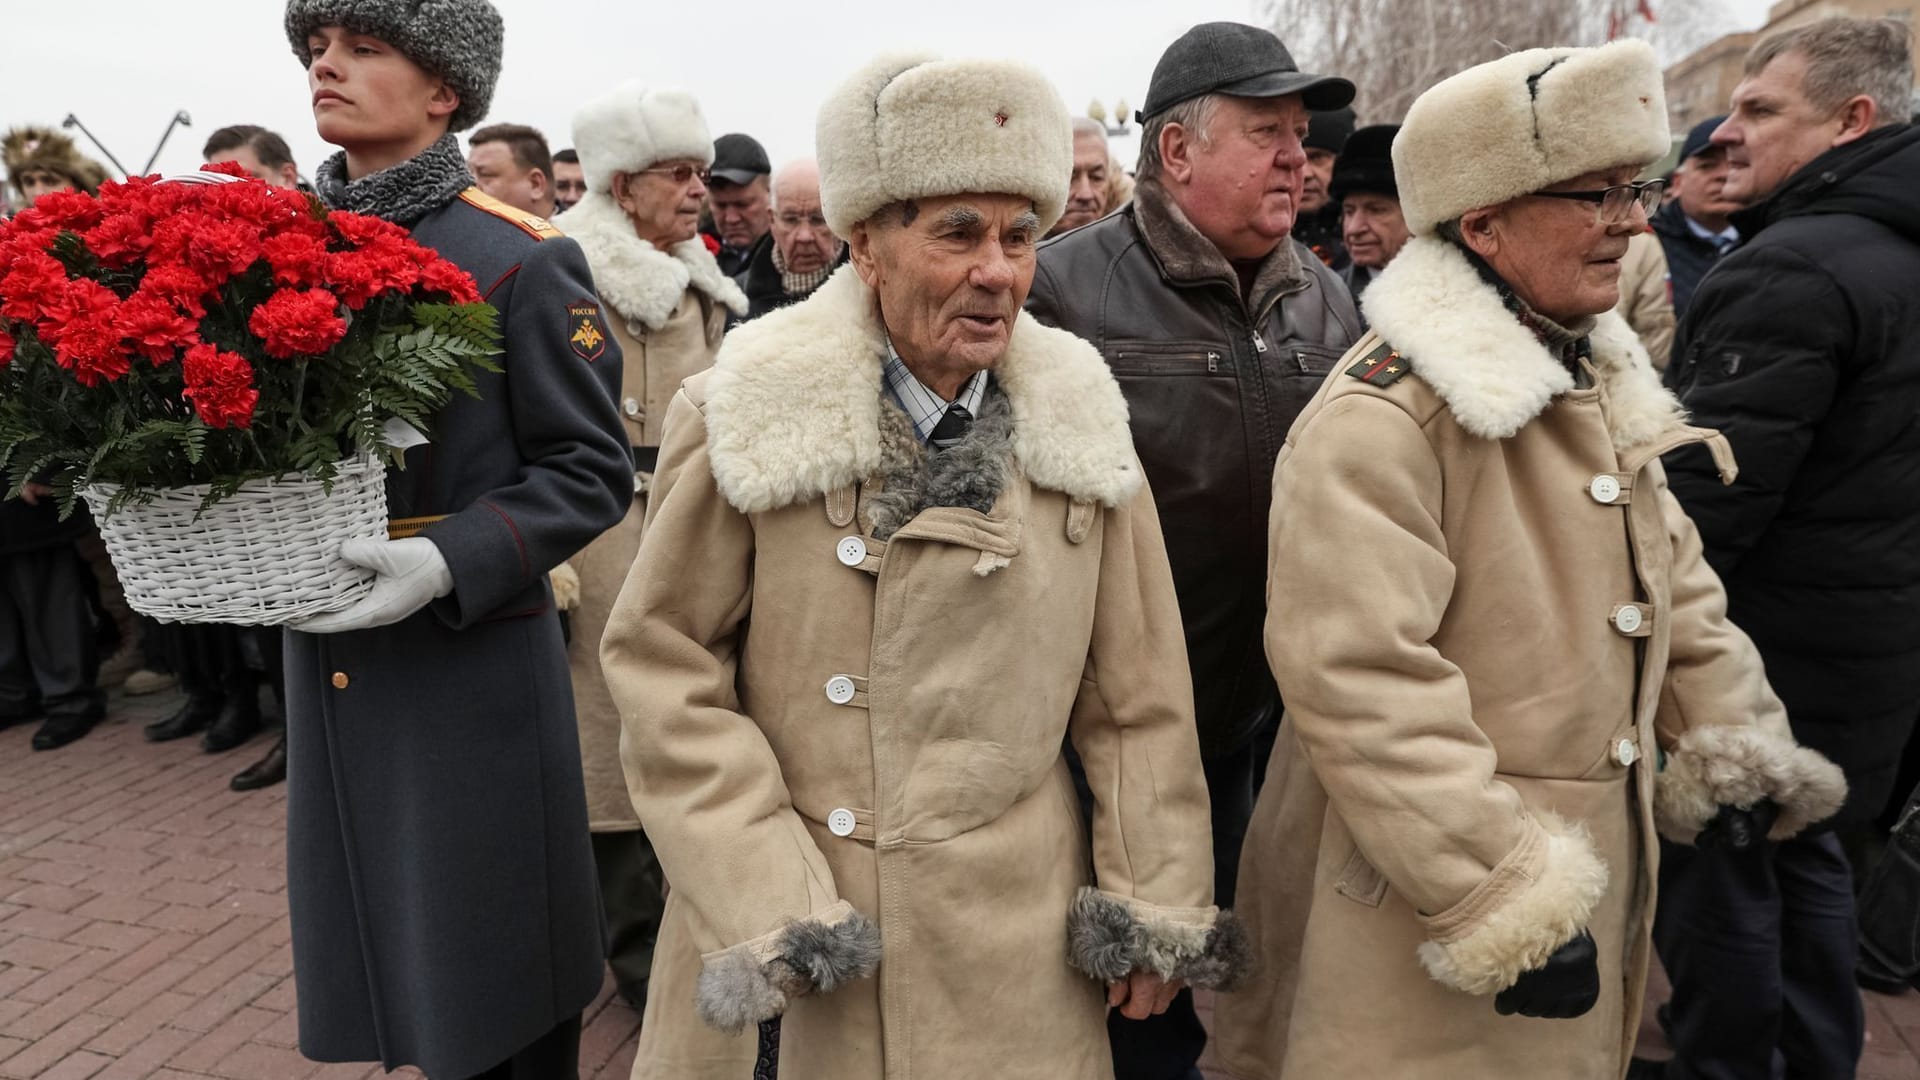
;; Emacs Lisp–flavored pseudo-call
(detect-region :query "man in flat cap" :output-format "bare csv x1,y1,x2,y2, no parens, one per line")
1213,39,1841,1079
1026,22,1360,1076
280,0,634,1076
601,51,1241,1080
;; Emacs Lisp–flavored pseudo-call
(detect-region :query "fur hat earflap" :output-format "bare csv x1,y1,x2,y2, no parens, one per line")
284,0,504,132
4,127,111,196
816,53,1072,236
571,83,714,195
1393,39,1670,235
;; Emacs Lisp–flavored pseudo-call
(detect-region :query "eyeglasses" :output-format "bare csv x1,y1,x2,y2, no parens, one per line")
1528,179,1666,224
638,164,710,186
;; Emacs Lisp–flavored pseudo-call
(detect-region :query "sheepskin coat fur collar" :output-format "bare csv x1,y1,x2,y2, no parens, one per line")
701,265,1142,515
1363,234,1683,449
555,191,747,331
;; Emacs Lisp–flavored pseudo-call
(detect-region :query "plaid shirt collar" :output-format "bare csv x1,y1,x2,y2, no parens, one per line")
882,340,989,444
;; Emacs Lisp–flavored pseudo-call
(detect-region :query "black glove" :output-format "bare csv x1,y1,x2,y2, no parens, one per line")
1494,930,1599,1019
1697,798,1780,853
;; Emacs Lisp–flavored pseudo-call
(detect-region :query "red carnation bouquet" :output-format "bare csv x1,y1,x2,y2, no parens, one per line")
0,165,502,624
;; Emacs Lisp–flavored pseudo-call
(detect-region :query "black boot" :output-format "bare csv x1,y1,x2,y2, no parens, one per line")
145,694,222,742
33,713,96,751
201,695,262,753
230,734,287,791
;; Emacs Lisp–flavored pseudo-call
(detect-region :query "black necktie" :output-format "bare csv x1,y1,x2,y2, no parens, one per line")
928,403,973,451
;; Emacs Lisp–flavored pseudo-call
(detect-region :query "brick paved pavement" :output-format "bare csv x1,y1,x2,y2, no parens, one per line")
3,688,1917,1079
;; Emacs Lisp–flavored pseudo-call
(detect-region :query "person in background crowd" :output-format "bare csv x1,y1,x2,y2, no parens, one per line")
467,122,557,220
1651,114,1741,329
707,132,771,275
2,127,110,203
0,482,106,752
1647,16,1920,1080
735,157,844,320
603,50,1237,1080
1048,117,1112,237
1216,39,1843,1080
550,78,746,1033
1613,221,1676,367
203,124,302,188
280,0,634,1074
1295,104,1354,269
1329,123,1407,302
1027,22,1360,1079
551,147,585,212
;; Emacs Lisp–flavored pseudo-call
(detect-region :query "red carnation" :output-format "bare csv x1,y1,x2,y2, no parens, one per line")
42,279,128,387
417,257,481,304
85,213,154,269
181,343,259,428
25,190,105,233
249,287,347,359
186,219,266,282
262,231,331,288
0,250,70,321
328,210,412,250
115,294,200,364
325,242,419,308
0,325,15,369
137,264,214,318
201,161,251,179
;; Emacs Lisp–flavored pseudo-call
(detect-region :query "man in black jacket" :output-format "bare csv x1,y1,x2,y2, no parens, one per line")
1026,22,1360,1080
0,487,104,750
1651,16,1920,1080
1648,114,1742,328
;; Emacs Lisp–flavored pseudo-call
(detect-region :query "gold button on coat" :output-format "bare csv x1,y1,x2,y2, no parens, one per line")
331,672,350,689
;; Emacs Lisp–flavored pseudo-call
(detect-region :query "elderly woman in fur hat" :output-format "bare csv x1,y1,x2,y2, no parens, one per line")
599,53,1242,1080
1211,41,1846,1080
547,81,748,1028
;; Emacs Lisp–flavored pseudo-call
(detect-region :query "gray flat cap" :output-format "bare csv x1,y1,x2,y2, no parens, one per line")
285,0,505,132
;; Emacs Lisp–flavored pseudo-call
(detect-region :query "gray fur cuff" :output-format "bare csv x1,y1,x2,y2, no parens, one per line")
1654,724,1848,845
694,902,882,1034
1066,887,1253,991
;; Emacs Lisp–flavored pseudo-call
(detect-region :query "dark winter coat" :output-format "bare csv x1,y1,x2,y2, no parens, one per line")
733,232,848,322
1026,179,1363,757
1649,199,1733,320
284,187,633,1077
1664,123,1920,824
0,496,87,556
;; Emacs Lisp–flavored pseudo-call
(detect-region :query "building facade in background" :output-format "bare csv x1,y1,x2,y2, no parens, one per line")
1667,0,1917,129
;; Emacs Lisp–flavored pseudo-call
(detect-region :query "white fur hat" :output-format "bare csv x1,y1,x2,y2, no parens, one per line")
571,82,714,195
817,53,1072,236
1393,40,1670,236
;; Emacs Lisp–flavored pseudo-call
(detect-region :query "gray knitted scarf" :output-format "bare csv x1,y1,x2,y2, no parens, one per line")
313,133,474,226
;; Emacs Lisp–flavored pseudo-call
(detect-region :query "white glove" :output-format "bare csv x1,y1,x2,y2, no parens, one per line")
293,537,454,634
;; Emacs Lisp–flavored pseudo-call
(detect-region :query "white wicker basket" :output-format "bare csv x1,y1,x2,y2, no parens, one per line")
81,456,389,626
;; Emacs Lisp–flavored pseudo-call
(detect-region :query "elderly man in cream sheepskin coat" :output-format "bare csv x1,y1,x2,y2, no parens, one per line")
1212,41,1846,1080
598,53,1242,1080
549,81,748,1032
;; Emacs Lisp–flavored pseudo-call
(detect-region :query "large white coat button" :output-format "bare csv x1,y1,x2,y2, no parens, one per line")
824,676,857,705
1589,475,1622,504
622,397,641,418
1614,739,1640,767
827,809,857,837
836,536,868,567
1613,605,1645,634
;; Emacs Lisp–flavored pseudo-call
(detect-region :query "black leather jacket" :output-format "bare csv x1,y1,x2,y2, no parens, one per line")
1027,180,1362,756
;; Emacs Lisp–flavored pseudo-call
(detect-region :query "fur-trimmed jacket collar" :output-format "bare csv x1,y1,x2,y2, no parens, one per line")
1132,178,1306,313
554,191,747,330
702,265,1141,514
1363,234,1683,450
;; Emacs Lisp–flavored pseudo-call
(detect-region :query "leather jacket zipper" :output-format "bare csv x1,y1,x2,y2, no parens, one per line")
1207,351,1221,372
1251,330,1268,354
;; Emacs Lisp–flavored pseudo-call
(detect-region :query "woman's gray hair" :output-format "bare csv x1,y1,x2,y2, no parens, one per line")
1135,94,1220,182
1746,16,1913,126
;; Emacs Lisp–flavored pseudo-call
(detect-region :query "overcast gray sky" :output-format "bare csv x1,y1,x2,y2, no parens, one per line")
5,0,1776,185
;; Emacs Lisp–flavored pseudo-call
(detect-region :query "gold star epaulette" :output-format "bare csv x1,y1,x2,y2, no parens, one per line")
1345,341,1412,386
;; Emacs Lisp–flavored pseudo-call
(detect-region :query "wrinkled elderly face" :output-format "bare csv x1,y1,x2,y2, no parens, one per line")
16,170,72,203
1301,147,1336,213
850,193,1041,379
1052,130,1111,236
614,158,708,247
305,26,457,153
1464,165,1649,323
1341,193,1409,270
467,141,543,216
769,163,839,275
1715,51,1852,206
709,175,771,250
1167,93,1310,261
